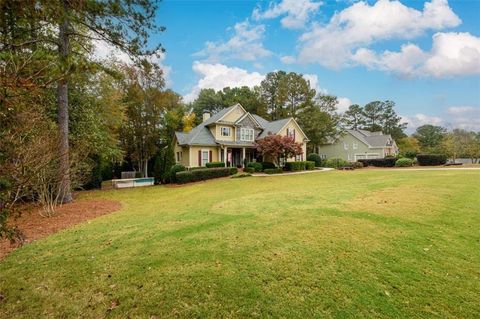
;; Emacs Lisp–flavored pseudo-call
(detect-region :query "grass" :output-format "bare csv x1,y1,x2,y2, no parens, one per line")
1,169,479,318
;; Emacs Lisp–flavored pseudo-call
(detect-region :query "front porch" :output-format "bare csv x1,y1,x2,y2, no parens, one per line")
220,146,259,167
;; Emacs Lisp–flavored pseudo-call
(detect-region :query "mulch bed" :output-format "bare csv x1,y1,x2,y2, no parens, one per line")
0,199,122,259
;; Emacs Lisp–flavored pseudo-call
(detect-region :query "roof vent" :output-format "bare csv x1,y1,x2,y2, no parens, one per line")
203,112,211,122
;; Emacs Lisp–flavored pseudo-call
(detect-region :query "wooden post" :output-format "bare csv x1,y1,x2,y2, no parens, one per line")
224,147,227,167
242,147,246,167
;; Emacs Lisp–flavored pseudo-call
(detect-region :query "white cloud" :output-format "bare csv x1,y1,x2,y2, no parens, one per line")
297,0,460,68
447,106,477,115
280,55,296,64
92,40,172,86
401,113,444,129
184,62,265,102
353,32,480,78
445,106,480,130
253,0,322,29
195,20,271,63
336,97,353,113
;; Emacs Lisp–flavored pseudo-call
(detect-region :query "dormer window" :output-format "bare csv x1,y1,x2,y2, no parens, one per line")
240,128,254,141
220,127,231,137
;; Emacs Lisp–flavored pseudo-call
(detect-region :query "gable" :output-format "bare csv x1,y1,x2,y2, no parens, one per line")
218,104,246,123
278,119,309,142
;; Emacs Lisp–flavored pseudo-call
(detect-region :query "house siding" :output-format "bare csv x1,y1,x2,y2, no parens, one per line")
188,146,220,167
277,120,308,162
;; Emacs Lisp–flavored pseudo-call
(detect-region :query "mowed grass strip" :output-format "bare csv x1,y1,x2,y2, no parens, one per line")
0,170,479,318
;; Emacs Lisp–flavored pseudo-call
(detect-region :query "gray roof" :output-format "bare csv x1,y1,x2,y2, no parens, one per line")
175,105,294,146
347,129,394,148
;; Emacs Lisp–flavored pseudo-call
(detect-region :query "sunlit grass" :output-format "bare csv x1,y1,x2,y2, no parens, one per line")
0,170,479,318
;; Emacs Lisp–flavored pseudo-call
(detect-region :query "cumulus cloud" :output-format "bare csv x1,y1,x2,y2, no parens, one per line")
297,0,460,68
402,106,480,131
336,97,353,113
353,32,480,78
253,0,322,29
183,62,265,102
184,63,350,107
195,20,271,63
92,40,172,86
280,55,296,64
402,113,444,130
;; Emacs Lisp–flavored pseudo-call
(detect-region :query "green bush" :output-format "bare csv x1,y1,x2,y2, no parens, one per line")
206,161,225,168
261,162,276,170
403,151,417,159
231,172,252,178
324,158,350,168
264,168,283,174
351,161,364,169
416,154,447,166
395,158,413,167
244,167,255,173
358,158,397,167
306,153,322,167
306,161,315,170
176,167,238,184
134,171,143,178
169,164,186,182
285,161,306,171
247,162,263,172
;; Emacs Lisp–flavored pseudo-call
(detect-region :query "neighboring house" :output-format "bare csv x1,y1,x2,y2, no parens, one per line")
317,129,398,162
174,103,308,168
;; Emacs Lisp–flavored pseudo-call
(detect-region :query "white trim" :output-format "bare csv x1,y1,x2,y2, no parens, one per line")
201,149,210,166
216,103,247,123
277,118,310,142
220,126,231,137
354,153,380,161
240,127,254,141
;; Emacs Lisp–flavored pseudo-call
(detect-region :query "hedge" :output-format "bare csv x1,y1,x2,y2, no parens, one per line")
264,168,283,174
417,154,447,166
244,167,255,173
261,162,276,170
285,161,306,171
324,158,350,168
306,161,315,170
358,157,397,167
206,161,225,168
169,164,186,183
395,158,413,167
176,167,238,184
306,153,322,167
246,162,263,172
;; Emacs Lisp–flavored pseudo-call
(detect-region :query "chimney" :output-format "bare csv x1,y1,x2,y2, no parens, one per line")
203,112,211,122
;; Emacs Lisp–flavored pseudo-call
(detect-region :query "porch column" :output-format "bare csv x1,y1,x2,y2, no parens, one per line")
224,147,228,167
242,147,246,167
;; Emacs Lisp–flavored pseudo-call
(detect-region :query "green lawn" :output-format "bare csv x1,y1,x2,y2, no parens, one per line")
1,170,479,318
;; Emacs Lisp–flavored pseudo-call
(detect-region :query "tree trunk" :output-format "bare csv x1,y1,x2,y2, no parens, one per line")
57,1,72,203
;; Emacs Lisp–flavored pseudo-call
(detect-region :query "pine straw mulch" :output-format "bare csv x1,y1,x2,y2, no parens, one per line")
0,199,122,260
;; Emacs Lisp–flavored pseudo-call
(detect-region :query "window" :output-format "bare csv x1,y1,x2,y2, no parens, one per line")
344,142,349,150
240,128,254,141
220,127,231,137
353,142,358,150
320,154,327,160
176,151,182,162
347,154,352,161
202,150,209,166
287,128,295,140
296,154,303,161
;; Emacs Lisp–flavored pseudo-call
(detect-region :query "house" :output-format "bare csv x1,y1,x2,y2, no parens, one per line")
174,103,308,168
317,129,398,162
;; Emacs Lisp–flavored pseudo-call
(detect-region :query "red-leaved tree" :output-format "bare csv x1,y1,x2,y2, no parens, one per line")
255,134,303,167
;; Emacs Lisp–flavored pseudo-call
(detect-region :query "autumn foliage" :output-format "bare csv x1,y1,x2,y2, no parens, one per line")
255,134,303,167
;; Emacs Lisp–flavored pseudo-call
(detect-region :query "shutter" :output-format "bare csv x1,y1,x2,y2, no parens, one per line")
293,129,296,141
209,150,212,162
198,150,201,166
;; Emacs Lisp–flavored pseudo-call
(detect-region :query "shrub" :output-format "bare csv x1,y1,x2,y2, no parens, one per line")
135,171,143,178
176,167,237,184
264,168,283,174
261,162,276,170
416,154,447,166
306,161,315,170
206,161,225,168
358,158,397,167
246,162,263,172
285,161,306,171
244,167,255,173
231,172,252,178
403,151,417,159
324,158,350,168
395,158,413,167
169,164,186,183
306,153,322,167
351,161,364,169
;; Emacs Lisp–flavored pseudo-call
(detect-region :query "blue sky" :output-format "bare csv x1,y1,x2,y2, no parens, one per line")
153,0,480,131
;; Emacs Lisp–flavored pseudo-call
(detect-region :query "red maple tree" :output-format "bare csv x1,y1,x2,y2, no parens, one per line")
255,134,303,167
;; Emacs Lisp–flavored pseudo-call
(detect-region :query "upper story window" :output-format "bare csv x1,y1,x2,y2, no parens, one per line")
287,128,295,140
220,126,231,137
240,128,254,141
344,142,349,150
353,142,358,150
